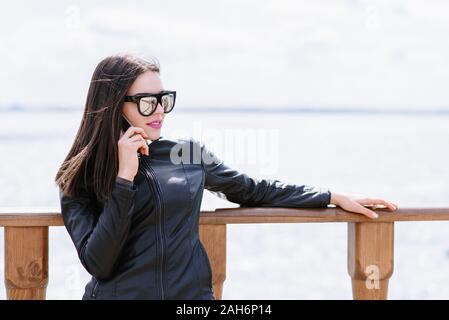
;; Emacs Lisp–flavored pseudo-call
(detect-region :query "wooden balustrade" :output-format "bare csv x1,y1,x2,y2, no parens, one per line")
1,206,449,300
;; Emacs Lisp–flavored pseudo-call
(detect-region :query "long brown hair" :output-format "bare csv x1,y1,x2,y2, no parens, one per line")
55,53,160,203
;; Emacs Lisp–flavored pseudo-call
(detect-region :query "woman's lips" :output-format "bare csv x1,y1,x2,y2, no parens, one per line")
146,120,162,129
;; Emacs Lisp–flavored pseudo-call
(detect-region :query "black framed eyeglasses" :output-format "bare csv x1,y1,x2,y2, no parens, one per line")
124,90,176,116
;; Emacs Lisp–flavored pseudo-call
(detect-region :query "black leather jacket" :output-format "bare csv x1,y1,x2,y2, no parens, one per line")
59,137,331,300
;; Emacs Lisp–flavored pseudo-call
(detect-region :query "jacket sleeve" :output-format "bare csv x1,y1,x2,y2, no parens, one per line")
59,177,137,280
193,138,331,208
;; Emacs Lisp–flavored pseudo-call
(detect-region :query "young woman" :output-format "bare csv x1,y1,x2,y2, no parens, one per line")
55,54,398,300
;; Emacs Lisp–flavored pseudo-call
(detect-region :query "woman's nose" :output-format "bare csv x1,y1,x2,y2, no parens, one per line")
154,103,165,115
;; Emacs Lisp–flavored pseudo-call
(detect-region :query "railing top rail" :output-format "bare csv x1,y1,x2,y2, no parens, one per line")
1,206,449,227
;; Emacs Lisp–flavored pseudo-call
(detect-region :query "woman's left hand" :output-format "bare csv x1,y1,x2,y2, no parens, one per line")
330,192,398,219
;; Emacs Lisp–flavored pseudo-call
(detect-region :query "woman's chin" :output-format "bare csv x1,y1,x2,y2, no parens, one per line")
147,131,161,141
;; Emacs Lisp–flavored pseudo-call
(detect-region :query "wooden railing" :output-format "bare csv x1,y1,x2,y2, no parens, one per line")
1,206,449,300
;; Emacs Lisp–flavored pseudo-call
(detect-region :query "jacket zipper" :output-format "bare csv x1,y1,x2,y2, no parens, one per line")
91,278,100,298
141,156,166,300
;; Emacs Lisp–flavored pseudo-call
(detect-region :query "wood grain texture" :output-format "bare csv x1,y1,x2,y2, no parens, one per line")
4,226,49,300
2,207,449,226
348,222,394,300
199,224,226,300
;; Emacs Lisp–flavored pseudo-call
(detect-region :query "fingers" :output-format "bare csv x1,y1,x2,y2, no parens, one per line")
338,198,379,219
129,134,146,143
131,139,149,156
382,200,397,211
118,126,150,156
121,126,150,156
358,198,398,211
337,194,398,220
360,207,379,219
122,126,149,140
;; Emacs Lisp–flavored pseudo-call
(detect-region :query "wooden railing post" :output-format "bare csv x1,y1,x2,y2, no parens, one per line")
347,222,394,300
199,224,226,300
4,226,49,300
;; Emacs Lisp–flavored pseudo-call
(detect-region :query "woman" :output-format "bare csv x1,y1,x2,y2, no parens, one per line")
55,54,397,300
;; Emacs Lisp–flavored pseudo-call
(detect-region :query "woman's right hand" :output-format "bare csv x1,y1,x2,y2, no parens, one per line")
117,127,149,181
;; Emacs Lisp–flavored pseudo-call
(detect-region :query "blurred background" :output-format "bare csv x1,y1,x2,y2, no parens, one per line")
1,0,449,299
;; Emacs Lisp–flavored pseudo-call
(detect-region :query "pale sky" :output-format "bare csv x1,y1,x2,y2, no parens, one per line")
1,0,448,110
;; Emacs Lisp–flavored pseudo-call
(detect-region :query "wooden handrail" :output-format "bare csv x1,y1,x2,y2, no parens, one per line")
1,206,449,300
2,206,449,226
